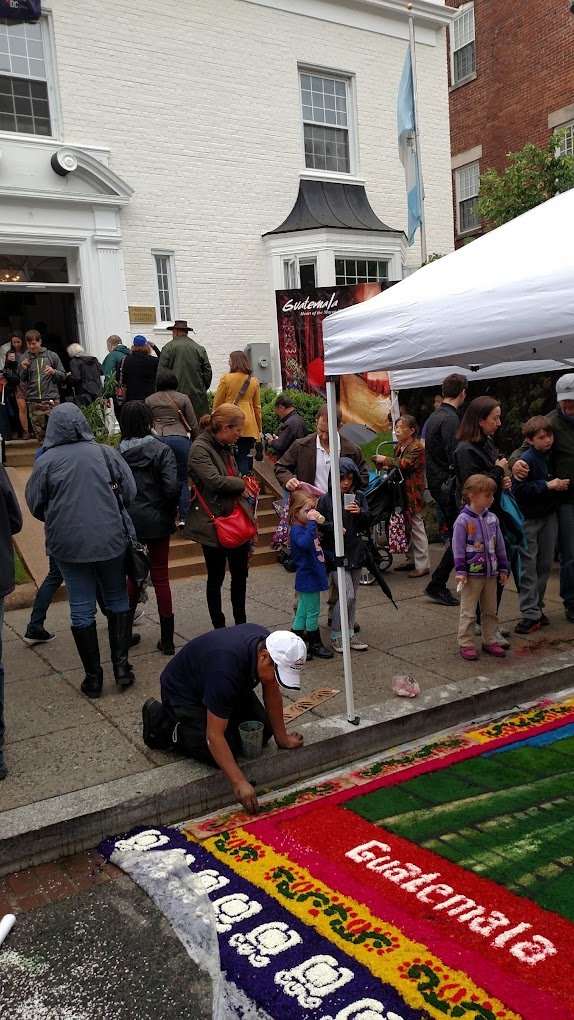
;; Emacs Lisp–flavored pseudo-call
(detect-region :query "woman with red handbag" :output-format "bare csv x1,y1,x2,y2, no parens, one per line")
184,403,257,628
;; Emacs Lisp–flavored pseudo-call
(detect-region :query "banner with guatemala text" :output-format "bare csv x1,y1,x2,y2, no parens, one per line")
276,283,396,433
0,0,41,20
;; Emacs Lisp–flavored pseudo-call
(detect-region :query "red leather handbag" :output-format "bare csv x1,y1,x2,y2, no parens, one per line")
190,485,257,549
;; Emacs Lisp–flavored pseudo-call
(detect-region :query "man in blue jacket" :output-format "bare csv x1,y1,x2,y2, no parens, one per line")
142,624,305,814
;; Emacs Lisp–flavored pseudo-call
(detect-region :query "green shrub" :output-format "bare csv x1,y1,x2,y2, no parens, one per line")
260,388,324,436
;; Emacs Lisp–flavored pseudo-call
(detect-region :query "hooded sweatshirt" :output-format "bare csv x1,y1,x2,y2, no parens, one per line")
25,403,136,563
452,504,509,579
317,456,372,570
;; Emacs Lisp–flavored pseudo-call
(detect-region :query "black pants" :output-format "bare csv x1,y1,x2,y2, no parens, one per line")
202,542,250,629
162,690,272,766
427,498,458,591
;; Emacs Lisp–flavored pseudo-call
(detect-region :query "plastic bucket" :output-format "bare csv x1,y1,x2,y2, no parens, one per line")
238,720,264,759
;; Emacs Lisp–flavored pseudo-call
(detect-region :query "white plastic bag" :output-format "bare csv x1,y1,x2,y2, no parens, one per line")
391,674,420,698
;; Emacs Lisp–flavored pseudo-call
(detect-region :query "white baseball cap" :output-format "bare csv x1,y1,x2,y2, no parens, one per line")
266,631,306,690
556,374,574,399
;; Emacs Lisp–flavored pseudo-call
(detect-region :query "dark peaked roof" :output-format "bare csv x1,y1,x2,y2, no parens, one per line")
265,179,402,235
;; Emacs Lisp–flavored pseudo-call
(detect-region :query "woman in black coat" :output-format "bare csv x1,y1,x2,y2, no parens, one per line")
119,401,179,654
67,343,103,405
119,336,158,402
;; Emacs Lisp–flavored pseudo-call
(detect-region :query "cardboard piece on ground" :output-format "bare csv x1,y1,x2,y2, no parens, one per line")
283,687,340,721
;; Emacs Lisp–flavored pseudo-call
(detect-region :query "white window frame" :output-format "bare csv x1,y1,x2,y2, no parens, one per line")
152,250,178,326
455,161,480,236
283,255,318,289
0,12,61,140
334,255,390,286
557,122,574,158
449,3,476,87
298,64,357,178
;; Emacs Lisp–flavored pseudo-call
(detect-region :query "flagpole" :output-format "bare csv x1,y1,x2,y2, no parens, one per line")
407,3,427,264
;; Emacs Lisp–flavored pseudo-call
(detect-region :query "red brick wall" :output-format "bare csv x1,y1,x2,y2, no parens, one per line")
447,0,574,173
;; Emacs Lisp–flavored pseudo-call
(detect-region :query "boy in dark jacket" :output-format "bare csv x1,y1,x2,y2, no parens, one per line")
318,457,372,653
0,465,23,778
512,416,569,634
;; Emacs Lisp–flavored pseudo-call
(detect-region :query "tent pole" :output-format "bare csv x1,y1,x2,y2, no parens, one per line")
326,377,359,726
408,4,427,264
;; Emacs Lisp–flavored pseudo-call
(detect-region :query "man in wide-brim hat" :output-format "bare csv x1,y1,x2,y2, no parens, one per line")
157,319,212,420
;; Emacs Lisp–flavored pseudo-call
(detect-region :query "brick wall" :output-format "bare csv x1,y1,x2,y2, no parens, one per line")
448,0,574,172
50,0,454,379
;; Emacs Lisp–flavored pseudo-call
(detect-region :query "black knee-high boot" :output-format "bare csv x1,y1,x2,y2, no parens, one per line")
71,622,104,698
108,610,135,688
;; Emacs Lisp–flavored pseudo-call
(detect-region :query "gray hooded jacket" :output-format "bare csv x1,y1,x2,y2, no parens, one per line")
25,403,136,564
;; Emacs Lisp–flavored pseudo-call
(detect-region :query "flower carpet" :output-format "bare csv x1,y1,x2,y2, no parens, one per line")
100,696,574,1020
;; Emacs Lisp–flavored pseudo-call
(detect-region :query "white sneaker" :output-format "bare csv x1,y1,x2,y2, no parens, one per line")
133,609,145,625
350,635,369,651
495,629,510,649
332,635,344,654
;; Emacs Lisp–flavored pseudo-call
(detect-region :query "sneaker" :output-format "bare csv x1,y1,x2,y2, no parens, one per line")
540,613,550,627
350,635,369,651
424,585,460,607
133,609,144,625
460,646,478,661
482,643,506,658
494,629,510,649
514,618,542,635
474,623,482,636
23,627,55,645
332,635,344,654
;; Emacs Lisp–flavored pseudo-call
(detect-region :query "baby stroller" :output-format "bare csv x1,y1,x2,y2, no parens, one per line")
359,441,405,586
271,497,296,572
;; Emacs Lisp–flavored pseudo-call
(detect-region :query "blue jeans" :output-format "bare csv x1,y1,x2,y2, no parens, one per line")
58,555,128,628
558,503,574,612
158,435,191,521
29,556,63,629
0,598,4,750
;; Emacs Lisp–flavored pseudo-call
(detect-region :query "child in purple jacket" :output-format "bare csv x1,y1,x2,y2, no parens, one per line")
453,474,509,661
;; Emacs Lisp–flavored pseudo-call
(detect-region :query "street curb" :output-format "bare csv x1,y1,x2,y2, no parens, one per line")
2,651,573,876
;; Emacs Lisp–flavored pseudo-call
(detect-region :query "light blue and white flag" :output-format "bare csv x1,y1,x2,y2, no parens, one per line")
397,46,422,246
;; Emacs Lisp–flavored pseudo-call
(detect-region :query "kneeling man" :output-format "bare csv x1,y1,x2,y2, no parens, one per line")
142,624,306,814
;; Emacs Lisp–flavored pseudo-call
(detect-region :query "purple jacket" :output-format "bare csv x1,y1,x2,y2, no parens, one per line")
452,505,509,578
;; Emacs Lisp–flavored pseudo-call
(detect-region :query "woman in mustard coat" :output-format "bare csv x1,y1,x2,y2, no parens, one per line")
213,351,262,475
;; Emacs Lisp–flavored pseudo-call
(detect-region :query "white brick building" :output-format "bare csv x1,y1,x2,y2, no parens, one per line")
0,0,454,384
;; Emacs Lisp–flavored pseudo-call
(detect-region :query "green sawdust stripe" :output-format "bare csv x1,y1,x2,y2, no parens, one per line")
346,726,574,922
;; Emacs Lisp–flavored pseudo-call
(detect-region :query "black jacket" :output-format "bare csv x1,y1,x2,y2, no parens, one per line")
0,465,23,597
119,352,158,402
119,436,179,541
318,458,372,570
269,410,309,457
424,403,461,500
454,436,505,510
69,355,103,403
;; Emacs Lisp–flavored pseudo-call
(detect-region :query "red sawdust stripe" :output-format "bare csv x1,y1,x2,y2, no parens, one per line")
252,806,573,1019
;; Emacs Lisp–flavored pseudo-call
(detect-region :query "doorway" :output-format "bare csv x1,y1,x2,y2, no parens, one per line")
0,290,80,367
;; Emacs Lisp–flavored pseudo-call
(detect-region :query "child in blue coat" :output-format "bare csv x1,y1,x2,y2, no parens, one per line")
288,490,333,659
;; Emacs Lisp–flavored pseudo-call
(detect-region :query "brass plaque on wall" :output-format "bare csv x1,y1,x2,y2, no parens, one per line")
128,305,156,324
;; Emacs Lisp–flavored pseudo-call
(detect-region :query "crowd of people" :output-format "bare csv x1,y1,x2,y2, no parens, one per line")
2,325,574,812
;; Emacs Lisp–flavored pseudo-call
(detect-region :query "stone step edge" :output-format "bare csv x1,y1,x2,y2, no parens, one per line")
1,653,573,877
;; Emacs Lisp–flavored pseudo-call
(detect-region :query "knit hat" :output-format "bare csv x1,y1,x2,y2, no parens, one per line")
556,374,574,399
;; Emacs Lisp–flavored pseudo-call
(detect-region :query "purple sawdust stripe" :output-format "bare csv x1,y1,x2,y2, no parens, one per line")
100,825,432,1020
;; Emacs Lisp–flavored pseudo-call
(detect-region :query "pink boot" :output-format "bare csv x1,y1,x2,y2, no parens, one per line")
460,646,478,661
482,643,506,658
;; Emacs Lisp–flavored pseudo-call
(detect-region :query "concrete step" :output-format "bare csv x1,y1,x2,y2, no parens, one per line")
5,440,37,469
168,545,278,580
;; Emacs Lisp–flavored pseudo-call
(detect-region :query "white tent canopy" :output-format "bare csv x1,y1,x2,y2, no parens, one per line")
391,360,573,391
323,189,574,377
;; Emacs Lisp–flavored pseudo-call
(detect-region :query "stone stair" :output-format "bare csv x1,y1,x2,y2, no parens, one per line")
5,439,37,469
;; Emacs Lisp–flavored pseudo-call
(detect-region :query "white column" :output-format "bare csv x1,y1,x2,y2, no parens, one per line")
95,242,130,349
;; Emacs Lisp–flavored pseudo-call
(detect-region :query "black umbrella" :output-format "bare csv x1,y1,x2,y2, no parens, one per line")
362,537,398,610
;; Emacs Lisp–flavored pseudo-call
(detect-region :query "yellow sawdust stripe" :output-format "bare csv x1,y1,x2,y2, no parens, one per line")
204,828,521,1020
465,697,574,744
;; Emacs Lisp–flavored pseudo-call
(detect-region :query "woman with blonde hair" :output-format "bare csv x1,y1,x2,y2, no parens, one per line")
213,350,262,475
184,403,256,628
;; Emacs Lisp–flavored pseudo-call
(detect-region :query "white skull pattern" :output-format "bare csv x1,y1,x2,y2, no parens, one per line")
321,1000,407,1020
114,829,171,853
194,869,230,894
229,921,302,967
275,955,354,1009
212,893,262,933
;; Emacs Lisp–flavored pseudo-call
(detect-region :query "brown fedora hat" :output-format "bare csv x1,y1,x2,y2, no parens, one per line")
166,319,190,331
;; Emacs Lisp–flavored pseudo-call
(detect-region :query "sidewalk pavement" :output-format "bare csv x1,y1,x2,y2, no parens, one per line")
2,545,574,876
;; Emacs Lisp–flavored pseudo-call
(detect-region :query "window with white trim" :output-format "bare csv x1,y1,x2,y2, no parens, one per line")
455,162,480,234
335,258,389,285
153,252,177,324
0,17,54,136
300,70,352,174
558,122,574,158
450,3,476,86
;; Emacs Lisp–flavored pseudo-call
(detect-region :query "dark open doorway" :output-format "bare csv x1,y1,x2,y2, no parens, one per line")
0,290,79,367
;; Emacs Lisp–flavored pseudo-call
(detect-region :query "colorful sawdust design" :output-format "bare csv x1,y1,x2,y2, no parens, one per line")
100,697,574,1019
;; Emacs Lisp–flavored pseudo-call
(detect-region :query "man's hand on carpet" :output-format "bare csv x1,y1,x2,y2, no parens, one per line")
234,780,259,814
276,732,303,750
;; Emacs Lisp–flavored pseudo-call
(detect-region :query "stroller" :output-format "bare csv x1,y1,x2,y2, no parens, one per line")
271,497,296,571
359,440,406,586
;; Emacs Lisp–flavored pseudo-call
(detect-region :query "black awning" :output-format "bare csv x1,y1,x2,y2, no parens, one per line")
264,179,402,235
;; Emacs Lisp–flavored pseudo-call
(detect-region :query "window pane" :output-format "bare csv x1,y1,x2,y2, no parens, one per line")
154,255,173,322
459,197,480,232
454,41,476,83
0,17,47,80
303,124,349,173
334,258,389,284
559,124,574,157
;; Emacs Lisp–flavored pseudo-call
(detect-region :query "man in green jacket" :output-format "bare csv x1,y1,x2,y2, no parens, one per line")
157,320,212,421
101,334,131,382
